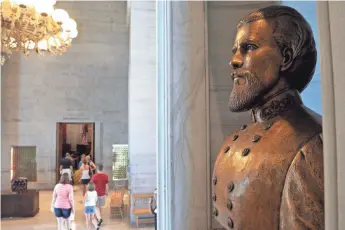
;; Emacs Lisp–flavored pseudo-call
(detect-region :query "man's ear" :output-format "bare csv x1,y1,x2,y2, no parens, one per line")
281,47,294,71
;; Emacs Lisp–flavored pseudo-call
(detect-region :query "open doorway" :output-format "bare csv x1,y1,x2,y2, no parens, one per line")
56,122,95,183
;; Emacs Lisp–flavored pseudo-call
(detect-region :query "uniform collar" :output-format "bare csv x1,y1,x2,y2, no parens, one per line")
251,89,303,123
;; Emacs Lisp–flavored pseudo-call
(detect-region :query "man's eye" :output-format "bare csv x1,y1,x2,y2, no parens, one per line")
242,44,257,51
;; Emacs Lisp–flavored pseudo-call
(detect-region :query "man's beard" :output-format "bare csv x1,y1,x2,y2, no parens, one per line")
228,71,266,112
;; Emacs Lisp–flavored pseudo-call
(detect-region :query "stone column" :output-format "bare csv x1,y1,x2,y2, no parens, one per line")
128,0,157,224
157,1,172,229
317,2,345,229
169,2,209,229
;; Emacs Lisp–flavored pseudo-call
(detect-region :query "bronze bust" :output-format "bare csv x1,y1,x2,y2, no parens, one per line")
212,5,324,230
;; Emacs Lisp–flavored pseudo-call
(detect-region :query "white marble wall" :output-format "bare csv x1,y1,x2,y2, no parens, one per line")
327,3,345,228
1,1,129,190
207,1,277,228
127,0,157,224
170,2,209,229
317,2,345,229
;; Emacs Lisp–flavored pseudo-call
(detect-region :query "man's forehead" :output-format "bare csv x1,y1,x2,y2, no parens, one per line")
234,19,273,44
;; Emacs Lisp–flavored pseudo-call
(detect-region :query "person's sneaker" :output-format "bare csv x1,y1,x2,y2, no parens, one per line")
98,218,103,227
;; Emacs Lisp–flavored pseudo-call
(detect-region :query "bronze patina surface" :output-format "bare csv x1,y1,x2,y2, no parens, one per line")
212,5,324,230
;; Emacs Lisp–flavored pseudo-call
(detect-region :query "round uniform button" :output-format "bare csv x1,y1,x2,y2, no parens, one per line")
228,217,234,228
228,182,234,192
264,123,272,130
241,124,247,130
242,148,250,156
213,208,218,217
232,134,239,141
224,145,230,153
213,176,217,185
212,193,217,202
227,200,232,210
252,135,261,143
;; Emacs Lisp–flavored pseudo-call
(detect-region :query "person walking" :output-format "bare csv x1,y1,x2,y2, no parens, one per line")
60,153,73,183
51,173,75,230
79,159,92,197
90,163,109,227
86,155,96,174
84,182,99,230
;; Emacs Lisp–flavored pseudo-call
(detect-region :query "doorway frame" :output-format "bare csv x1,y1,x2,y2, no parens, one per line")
55,122,97,183
156,1,174,229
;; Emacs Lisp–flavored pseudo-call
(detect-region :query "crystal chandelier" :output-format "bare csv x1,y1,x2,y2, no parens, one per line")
0,0,78,65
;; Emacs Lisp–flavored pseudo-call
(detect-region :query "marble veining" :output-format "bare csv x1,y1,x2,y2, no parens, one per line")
170,2,208,230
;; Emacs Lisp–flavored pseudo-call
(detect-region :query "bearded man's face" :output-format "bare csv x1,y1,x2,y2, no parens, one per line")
228,19,283,112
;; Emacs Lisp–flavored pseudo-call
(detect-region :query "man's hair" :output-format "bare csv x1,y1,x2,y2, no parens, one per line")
88,182,95,191
97,163,103,171
237,5,317,93
59,173,70,184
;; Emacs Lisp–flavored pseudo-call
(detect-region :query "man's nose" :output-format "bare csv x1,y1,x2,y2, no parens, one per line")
229,53,243,69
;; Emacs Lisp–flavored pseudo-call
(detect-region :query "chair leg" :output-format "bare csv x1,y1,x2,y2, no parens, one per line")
136,216,139,228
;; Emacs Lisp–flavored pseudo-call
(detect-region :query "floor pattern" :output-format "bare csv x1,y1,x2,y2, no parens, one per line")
1,187,154,230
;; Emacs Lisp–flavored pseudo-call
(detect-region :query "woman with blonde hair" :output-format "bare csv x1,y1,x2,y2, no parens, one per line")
79,156,96,197
86,155,96,172
51,173,75,230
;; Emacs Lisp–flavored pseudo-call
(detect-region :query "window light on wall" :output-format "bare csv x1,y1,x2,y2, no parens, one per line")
112,144,129,181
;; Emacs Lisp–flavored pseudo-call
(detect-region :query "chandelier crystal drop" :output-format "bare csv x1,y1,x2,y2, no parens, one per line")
0,0,78,65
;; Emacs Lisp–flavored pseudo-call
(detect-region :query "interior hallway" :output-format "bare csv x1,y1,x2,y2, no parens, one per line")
1,187,154,230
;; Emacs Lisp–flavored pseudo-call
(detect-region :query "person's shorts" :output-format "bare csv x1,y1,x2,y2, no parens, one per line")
84,206,96,214
81,179,90,185
97,196,106,207
54,208,71,219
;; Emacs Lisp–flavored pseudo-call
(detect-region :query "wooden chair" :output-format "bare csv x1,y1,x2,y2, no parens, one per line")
123,193,130,215
110,189,125,219
132,193,155,228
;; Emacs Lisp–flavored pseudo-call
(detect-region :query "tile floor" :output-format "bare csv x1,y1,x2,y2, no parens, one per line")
1,187,154,230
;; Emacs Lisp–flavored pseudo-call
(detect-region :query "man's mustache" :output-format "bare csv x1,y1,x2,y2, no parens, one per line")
230,71,253,81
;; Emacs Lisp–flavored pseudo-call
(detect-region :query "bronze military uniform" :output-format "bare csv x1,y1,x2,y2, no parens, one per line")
212,90,324,230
